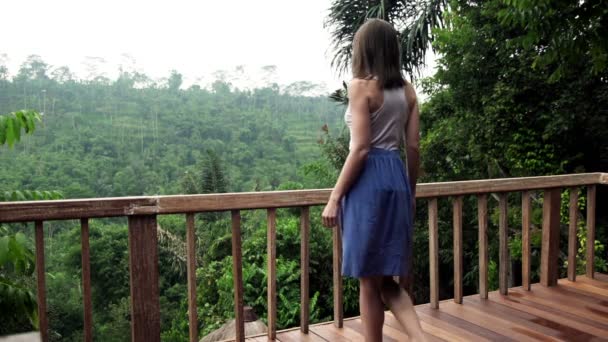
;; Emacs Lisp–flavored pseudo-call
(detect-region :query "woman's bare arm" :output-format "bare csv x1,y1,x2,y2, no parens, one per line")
322,79,371,227
404,84,420,197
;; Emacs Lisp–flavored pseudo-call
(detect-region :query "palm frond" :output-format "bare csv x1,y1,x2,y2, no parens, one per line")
400,0,448,77
325,0,447,78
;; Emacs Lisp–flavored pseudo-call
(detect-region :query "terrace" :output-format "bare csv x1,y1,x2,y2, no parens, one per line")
1,173,607,341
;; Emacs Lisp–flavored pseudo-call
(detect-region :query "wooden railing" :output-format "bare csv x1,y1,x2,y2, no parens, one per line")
1,172,606,342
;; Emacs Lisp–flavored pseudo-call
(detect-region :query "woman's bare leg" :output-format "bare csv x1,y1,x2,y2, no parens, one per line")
380,277,426,341
359,276,385,342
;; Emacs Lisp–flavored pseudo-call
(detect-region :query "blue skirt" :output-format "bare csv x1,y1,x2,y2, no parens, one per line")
340,148,413,278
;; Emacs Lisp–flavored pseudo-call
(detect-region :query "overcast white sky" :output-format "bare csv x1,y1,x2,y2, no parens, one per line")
1,0,435,94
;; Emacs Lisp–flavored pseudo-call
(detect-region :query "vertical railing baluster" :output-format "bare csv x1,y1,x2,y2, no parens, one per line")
186,214,198,342
128,215,161,342
478,195,488,299
429,198,439,309
586,185,596,279
231,210,245,342
267,209,277,340
81,218,93,342
541,189,561,287
35,220,49,342
498,194,509,295
333,219,343,327
453,196,463,304
568,189,579,282
522,191,531,290
300,207,310,334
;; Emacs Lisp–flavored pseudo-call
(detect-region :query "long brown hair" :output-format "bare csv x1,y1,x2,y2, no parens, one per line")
352,18,405,89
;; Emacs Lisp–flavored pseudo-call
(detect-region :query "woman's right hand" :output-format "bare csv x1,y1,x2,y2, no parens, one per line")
322,198,340,228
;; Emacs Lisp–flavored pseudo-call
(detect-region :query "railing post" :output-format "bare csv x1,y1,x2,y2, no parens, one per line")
498,194,509,295
428,198,439,309
300,207,310,334
453,196,463,304
586,185,596,278
568,188,579,282
477,195,488,299
81,218,93,342
267,209,277,340
540,189,561,287
522,191,532,290
35,221,49,342
128,215,161,342
333,220,343,327
186,214,198,342
231,210,245,342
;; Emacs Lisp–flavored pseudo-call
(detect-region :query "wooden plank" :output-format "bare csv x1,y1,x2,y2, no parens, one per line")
127,215,161,342
231,210,245,342
35,221,48,342
545,281,608,305
521,191,531,290
2,173,604,223
464,296,599,341
586,185,596,278
333,319,369,341
595,273,608,282
525,284,608,315
478,194,488,299
437,297,558,341
277,327,328,342
344,317,420,342
558,278,608,299
152,190,332,214
406,310,494,342
332,221,343,327
80,218,93,342
509,286,608,326
309,323,352,341
300,207,310,334
412,173,603,198
568,188,579,282
186,214,198,342
416,305,509,341
385,311,465,342
541,189,561,287
267,209,277,340
0,196,157,222
429,198,439,308
575,274,608,290
453,196,463,304
498,193,509,295
488,291,608,338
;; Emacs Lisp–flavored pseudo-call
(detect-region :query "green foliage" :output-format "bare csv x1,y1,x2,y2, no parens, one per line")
0,226,38,334
498,0,608,81
0,110,41,148
1,190,63,202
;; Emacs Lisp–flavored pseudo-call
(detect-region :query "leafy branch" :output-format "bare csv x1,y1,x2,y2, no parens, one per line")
0,110,42,148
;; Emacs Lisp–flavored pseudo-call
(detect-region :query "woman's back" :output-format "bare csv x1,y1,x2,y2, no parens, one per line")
344,80,409,151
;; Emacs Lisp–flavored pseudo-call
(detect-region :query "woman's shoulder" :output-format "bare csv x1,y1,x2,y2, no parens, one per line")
402,80,417,104
348,77,381,97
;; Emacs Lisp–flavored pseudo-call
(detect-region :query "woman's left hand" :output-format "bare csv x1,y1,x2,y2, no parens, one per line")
322,199,340,228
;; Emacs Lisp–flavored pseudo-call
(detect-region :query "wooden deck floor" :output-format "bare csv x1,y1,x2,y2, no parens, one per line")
240,274,608,341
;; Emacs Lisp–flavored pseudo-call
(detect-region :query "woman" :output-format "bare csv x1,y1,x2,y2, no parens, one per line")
322,19,425,342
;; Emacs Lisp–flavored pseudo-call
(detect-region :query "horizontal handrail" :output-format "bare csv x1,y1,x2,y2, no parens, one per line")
1,173,605,223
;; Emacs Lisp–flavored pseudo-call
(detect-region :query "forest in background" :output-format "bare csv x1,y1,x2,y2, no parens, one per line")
2,0,608,340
